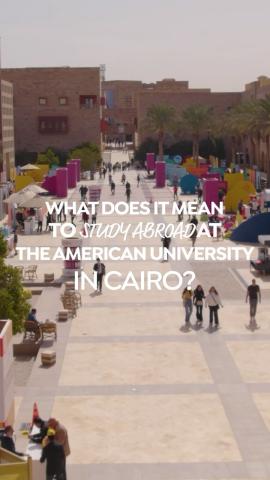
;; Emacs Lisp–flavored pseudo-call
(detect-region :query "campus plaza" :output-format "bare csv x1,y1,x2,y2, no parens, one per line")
4,153,270,480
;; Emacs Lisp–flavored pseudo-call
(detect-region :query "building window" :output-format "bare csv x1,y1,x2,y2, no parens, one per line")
39,97,47,105
59,97,68,106
38,116,68,134
79,95,97,108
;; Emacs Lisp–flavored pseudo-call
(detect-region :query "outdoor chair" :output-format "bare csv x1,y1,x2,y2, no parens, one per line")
40,321,57,341
60,294,77,317
67,290,82,308
24,265,38,280
23,321,42,342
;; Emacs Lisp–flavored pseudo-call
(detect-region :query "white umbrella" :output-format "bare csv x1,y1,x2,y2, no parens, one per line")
4,190,36,205
23,184,48,194
20,163,41,171
19,196,50,209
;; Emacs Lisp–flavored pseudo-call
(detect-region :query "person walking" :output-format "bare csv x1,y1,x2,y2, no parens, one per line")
246,278,261,325
173,185,178,200
182,286,193,326
111,181,115,195
40,428,66,480
126,185,131,203
93,258,106,293
46,213,52,232
193,285,205,325
161,234,171,261
189,215,198,248
13,230,18,255
121,173,126,185
177,199,183,222
137,173,140,187
205,286,223,328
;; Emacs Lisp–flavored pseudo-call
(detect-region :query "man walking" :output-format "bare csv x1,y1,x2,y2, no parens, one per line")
93,258,106,293
246,278,261,325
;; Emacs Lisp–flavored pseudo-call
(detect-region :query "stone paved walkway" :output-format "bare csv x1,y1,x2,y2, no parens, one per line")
9,151,270,479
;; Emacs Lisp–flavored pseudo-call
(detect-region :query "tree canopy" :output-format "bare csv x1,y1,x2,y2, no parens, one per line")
36,148,60,167
69,142,102,172
0,234,31,334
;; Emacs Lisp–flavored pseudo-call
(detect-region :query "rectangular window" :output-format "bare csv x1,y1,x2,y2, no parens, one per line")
38,116,68,134
39,97,47,105
79,95,97,108
59,97,68,105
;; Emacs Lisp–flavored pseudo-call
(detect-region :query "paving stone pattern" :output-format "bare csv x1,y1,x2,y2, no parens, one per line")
9,151,270,480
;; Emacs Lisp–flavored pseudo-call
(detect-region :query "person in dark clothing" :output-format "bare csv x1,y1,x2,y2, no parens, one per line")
93,258,106,293
13,231,18,255
246,278,261,325
126,186,131,203
29,417,48,444
40,429,65,480
189,215,198,248
193,285,205,325
27,308,38,323
1,426,24,456
111,181,115,195
161,234,172,261
176,200,183,222
46,213,52,232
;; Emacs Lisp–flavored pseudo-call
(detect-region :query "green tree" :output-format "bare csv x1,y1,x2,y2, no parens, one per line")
144,105,177,161
0,233,7,258
0,234,31,334
36,148,60,167
69,142,102,172
181,105,213,165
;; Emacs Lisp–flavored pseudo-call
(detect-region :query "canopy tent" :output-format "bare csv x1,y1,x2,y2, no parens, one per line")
20,164,41,171
22,184,48,194
4,190,36,206
19,196,50,209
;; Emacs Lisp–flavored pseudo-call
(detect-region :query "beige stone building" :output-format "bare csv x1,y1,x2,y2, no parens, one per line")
0,79,15,181
102,80,142,143
2,67,102,154
137,79,242,145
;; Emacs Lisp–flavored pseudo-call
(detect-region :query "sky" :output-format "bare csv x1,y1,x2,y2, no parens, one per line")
0,0,270,92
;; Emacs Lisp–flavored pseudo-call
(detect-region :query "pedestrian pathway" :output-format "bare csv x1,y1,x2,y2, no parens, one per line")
9,152,270,480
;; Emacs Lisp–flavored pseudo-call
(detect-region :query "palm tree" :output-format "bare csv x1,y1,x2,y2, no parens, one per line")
222,105,251,165
225,97,270,183
257,96,270,184
144,105,177,161
181,105,213,166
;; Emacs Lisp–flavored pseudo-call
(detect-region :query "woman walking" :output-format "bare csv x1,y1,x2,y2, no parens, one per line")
193,285,205,325
182,286,193,326
205,286,223,328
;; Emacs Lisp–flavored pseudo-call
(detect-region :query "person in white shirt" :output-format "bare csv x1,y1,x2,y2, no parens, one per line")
205,286,223,328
